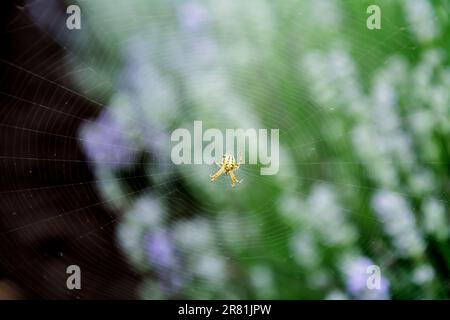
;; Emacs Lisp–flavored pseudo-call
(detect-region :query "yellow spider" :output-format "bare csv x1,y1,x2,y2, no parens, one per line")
210,154,242,187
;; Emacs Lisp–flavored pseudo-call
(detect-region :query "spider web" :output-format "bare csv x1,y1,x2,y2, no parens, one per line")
1,0,449,299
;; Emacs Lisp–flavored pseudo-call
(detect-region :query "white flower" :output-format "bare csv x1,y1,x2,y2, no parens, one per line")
290,232,320,267
372,190,424,257
412,264,434,285
172,218,215,252
401,0,439,43
326,290,348,300
422,197,449,240
306,184,357,247
250,265,275,298
128,196,165,228
306,0,342,30
193,253,227,285
278,193,306,224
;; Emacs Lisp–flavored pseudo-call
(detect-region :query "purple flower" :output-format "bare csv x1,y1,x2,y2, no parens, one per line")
144,230,184,294
346,257,390,300
178,1,209,32
79,109,136,168
145,230,176,269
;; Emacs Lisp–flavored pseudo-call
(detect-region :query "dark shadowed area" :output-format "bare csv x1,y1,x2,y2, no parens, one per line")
0,0,139,299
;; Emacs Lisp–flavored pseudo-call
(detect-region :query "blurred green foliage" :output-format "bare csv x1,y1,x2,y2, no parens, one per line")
72,0,450,299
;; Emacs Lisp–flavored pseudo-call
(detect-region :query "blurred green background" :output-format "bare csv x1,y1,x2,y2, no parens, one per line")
57,0,450,299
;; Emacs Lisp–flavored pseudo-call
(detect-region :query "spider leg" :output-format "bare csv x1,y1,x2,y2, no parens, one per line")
210,167,225,182
229,171,241,187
